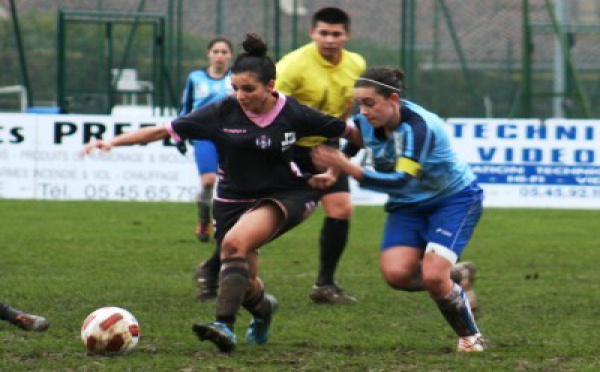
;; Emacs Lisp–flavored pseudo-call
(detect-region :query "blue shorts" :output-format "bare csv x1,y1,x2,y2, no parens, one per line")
381,182,483,263
194,140,218,175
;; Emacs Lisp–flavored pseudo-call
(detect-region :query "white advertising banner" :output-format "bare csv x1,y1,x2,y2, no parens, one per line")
447,118,600,208
0,113,385,204
3,114,600,208
1,114,198,202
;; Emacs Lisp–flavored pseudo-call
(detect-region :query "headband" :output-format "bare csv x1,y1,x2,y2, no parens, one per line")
356,77,402,93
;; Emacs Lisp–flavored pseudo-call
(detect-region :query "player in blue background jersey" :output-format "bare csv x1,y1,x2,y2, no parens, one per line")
312,67,486,352
180,37,233,243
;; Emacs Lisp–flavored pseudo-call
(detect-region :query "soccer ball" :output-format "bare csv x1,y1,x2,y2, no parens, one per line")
81,307,140,356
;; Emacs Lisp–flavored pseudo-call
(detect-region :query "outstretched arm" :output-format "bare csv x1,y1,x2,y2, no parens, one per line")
312,145,417,193
312,145,365,182
82,126,170,155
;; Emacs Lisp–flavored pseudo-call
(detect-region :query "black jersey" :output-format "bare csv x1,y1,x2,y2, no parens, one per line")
293,138,340,175
170,94,348,200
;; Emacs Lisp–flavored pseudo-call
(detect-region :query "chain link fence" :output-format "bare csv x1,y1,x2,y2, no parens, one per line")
1,0,599,118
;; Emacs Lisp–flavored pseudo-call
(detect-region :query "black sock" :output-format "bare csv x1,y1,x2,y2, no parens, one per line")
242,279,270,319
316,217,349,286
216,258,249,330
204,245,222,273
199,204,210,224
0,303,21,325
0,303,8,321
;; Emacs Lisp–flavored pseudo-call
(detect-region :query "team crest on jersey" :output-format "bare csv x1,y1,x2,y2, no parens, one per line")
256,135,272,149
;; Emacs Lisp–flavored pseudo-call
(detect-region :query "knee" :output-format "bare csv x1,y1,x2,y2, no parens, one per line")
323,198,353,220
201,174,217,188
333,204,353,220
220,234,247,259
381,268,413,290
421,270,446,293
201,182,214,189
201,180,216,189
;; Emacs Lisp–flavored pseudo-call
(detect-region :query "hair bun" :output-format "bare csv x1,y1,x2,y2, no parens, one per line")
241,33,268,57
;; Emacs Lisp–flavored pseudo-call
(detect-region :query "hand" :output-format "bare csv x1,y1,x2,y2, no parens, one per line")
81,140,113,156
311,145,345,169
312,144,364,182
308,172,337,190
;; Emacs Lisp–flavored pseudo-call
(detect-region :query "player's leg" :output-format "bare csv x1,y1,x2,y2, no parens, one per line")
451,261,479,318
243,252,278,345
194,196,261,303
424,184,485,351
194,140,218,243
193,202,284,352
448,187,483,318
196,172,216,242
0,302,49,332
194,194,275,303
379,210,478,294
242,190,318,344
194,246,221,302
310,176,356,304
379,247,424,290
193,201,251,346
423,253,484,351
379,209,428,291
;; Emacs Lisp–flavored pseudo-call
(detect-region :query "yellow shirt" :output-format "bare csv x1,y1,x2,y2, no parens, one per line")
275,43,366,119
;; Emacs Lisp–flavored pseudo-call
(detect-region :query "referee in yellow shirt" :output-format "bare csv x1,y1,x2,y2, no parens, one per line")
276,7,366,304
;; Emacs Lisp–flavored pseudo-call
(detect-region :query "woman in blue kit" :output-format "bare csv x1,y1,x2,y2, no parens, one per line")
180,37,233,243
312,67,486,352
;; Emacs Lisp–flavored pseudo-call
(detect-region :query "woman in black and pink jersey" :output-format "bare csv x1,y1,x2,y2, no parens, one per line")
82,33,359,353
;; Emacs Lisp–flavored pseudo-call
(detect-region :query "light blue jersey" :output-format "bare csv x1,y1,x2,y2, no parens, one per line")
355,100,475,209
180,68,232,115
180,68,232,175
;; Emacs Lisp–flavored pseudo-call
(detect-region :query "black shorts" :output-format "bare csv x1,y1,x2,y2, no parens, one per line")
319,173,350,197
212,188,321,243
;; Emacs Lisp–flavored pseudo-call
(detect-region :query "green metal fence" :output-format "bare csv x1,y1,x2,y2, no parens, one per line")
1,0,599,118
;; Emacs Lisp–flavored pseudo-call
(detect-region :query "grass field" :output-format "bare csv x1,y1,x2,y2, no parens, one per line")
1,200,599,371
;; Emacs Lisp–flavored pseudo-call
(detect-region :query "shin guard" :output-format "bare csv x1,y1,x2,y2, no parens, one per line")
435,283,479,337
216,257,249,330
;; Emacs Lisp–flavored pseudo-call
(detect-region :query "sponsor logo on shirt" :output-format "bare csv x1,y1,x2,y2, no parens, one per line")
281,132,296,151
224,128,247,133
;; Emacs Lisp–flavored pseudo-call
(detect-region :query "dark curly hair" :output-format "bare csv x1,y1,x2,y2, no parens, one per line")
231,33,275,85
